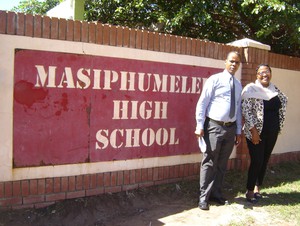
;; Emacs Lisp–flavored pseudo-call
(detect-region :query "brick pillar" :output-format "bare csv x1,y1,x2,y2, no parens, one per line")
228,38,271,170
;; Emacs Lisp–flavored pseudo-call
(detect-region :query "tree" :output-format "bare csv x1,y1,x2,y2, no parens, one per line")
84,0,300,57
12,0,62,15
242,0,299,57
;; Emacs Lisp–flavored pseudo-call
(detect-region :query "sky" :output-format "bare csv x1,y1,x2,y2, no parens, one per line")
0,0,22,11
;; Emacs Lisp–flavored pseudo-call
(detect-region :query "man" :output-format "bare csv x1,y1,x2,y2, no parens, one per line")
195,51,242,210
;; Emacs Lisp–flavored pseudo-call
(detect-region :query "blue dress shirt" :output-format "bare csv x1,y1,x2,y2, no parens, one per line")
195,69,242,134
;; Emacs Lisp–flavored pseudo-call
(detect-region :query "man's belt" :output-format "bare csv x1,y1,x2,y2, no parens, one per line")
208,118,236,127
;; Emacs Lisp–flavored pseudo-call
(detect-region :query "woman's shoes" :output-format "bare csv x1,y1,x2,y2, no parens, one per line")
245,192,258,204
246,196,258,204
254,192,263,199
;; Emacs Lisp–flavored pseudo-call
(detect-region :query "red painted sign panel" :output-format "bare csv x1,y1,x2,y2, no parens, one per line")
13,49,221,167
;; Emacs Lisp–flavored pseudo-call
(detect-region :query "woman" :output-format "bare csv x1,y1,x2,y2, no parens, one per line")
241,64,288,203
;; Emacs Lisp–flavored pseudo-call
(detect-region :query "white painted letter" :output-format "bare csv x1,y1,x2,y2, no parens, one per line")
95,129,109,149
58,67,75,88
35,65,57,88
77,68,91,89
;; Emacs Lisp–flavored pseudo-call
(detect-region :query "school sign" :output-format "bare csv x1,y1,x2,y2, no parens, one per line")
13,49,220,167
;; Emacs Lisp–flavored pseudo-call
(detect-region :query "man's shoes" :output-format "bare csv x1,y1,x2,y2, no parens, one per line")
209,196,229,205
198,201,209,210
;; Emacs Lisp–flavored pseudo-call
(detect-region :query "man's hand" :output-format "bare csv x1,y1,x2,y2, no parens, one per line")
195,129,204,138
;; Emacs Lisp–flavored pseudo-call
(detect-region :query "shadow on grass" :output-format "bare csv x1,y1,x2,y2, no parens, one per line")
233,191,300,208
224,161,300,196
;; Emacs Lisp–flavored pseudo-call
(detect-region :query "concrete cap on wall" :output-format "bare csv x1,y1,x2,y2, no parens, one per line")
227,38,271,51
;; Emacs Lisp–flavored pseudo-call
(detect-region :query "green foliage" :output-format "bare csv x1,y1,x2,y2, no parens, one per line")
84,0,300,57
11,0,62,15
242,0,300,56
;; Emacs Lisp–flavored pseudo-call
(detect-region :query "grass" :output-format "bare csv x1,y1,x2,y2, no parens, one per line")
225,161,300,225
157,160,300,225
226,216,256,226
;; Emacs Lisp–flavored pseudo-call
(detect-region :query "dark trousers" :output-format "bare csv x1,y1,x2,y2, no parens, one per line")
246,129,278,191
199,119,236,202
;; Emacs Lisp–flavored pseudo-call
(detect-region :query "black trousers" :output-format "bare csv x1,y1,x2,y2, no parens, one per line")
246,129,278,191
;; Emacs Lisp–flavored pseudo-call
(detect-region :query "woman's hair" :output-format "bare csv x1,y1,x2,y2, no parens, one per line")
256,64,272,74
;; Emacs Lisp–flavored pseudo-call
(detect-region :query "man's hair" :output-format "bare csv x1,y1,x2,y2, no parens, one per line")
226,51,241,60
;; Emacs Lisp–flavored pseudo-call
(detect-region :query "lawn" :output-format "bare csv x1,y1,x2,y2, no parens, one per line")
225,161,300,225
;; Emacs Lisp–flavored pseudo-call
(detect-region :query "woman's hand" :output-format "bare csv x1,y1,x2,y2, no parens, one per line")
250,127,261,145
235,134,241,146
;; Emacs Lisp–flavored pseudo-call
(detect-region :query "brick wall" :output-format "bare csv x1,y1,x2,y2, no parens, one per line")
1,10,300,209
0,11,241,58
0,164,199,209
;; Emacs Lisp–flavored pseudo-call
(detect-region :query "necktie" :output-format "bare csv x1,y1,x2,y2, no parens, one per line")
229,77,235,118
